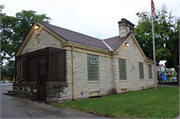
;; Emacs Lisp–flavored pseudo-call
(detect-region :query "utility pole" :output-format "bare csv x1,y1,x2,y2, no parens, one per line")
151,0,157,91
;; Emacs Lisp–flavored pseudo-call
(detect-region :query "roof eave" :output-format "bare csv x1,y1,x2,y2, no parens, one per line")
61,41,114,54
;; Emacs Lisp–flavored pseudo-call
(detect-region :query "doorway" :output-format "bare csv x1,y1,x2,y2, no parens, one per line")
37,55,46,101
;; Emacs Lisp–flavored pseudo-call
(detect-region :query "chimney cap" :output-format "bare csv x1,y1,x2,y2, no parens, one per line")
118,18,134,27
121,18,127,21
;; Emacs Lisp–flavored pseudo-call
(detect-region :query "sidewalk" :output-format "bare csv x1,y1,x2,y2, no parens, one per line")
158,84,179,87
175,114,180,119
0,83,13,85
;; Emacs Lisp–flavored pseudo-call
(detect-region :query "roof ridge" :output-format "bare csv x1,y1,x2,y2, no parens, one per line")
103,35,120,40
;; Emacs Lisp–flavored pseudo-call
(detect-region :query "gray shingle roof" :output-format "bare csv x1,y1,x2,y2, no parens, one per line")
103,36,127,51
39,21,110,50
38,21,135,51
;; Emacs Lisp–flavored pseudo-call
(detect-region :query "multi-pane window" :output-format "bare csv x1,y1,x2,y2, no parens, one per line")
148,64,153,79
119,58,127,80
87,54,99,81
139,62,144,79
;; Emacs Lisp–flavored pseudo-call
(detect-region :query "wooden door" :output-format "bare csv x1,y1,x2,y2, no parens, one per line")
37,56,46,101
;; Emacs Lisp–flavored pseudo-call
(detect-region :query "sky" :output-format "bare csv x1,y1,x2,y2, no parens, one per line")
1,0,179,39
1,0,179,65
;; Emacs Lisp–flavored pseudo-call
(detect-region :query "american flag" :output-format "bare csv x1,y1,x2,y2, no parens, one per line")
151,0,155,15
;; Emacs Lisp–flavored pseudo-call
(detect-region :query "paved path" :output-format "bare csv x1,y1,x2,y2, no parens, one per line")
0,84,109,118
175,115,180,119
158,84,179,87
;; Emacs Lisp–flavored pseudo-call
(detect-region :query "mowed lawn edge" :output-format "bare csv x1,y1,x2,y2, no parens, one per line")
53,87,179,118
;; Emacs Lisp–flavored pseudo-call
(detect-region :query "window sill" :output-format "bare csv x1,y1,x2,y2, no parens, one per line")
88,81,100,83
120,80,128,82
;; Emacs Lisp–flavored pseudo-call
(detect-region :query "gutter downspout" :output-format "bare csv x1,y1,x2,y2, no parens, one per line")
72,46,76,100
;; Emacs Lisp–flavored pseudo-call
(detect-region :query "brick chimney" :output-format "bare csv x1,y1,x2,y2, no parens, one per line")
118,18,134,37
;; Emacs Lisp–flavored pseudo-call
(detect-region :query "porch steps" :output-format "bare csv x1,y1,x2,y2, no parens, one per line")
3,91,14,96
8,91,13,93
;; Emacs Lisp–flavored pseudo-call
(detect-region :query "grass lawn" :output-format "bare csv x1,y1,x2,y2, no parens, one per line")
53,87,179,118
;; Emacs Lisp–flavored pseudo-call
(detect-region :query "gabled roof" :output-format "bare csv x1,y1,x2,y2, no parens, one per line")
39,21,135,51
103,33,131,51
38,21,109,50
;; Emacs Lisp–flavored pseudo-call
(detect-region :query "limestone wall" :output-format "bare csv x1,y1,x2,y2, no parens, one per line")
62,37,155,101
21,28,62,54
46,82,71,103
116,38,154,93
13,82,37,100
65,51,114,100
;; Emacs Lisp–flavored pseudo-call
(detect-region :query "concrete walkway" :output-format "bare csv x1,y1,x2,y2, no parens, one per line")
175,115,180,119
0,84,110,118
158,85,179,87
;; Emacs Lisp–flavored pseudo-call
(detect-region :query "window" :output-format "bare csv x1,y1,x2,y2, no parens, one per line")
119,58,127,80
87,54,99,81
139,62,144,79
148,64,153,79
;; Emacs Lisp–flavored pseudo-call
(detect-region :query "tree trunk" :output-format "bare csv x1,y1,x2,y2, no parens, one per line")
176,67,179,85
170,48,179,85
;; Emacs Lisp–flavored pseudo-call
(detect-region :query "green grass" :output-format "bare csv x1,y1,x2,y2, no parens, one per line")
53,87,179,118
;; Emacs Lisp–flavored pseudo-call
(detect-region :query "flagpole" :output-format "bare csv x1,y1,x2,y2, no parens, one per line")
151,0,157,91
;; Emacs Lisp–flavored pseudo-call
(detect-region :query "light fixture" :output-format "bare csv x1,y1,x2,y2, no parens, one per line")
125,43,129,47
34,24,39,30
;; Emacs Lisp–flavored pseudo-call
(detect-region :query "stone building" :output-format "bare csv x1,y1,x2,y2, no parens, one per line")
14,18,155,103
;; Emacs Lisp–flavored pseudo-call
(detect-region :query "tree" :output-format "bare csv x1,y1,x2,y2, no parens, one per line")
1,10,51,80
1,60,15,81
135,5,179,84
1,10,51,64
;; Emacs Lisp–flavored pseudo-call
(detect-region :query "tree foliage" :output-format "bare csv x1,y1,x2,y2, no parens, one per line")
1,60,15,80
1,10,51,64
1,10,51,79
135,5,179,82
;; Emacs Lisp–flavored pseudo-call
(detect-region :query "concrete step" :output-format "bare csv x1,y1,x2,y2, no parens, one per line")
4,90,14,96
8,91,13,93
3,93,14,96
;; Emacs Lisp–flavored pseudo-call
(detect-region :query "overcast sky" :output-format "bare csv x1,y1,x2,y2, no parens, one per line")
2,0,179,39
2,0,179,64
